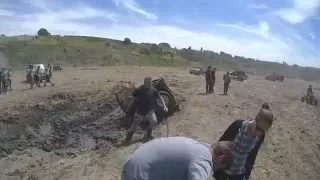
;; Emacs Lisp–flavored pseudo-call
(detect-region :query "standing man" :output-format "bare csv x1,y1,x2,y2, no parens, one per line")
307,84,313,97
212,68,217,93
6,68,12,91
0,69,3,94
47,64,53,79
44,64,55,87
205,66,214,94
124,77,168,143
223,72,231,95
306,85,314,103
34,66,41,88
121,136,235,180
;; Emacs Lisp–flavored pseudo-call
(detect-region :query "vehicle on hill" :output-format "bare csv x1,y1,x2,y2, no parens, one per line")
230,70,248,81
189,67,205,75
265,73,285,82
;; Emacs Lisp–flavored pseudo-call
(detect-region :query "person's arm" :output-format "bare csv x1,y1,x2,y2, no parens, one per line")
244,134,265,179
219,120,243,141
154,89,168,112
132,86,141,97
188,161,212,180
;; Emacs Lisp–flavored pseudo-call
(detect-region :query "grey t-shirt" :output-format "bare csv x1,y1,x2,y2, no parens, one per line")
121,136,214,180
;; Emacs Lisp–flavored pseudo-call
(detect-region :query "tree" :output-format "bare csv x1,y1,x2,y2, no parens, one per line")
37,28,51,36
158,42,171,49
188,46,191,50
123,37,131,45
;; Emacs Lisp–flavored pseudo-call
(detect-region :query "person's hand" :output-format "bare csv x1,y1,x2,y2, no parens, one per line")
242,176,249,180
164,106,168,112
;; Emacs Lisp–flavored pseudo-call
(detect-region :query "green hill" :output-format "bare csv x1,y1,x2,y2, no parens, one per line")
0,35,189,68
1,34,320,82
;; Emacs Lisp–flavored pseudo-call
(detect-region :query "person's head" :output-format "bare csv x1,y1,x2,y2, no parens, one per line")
208,66,212,70
226,72,230,75
261,102,270,110
309,85,312,88
143,76,152,88
251,108,274,136
211,141,235,170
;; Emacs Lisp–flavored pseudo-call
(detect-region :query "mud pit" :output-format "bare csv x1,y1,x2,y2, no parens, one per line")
0,90,127,158
0,77,183,159
1,66,320,180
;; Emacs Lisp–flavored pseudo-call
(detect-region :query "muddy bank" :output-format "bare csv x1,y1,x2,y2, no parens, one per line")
0,90,126,158
0,81,184,159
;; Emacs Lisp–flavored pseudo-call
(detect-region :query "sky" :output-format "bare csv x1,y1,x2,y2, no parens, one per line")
0,0,319,67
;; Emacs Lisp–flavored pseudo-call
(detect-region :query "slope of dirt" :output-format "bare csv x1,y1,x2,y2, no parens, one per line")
0,66,319,180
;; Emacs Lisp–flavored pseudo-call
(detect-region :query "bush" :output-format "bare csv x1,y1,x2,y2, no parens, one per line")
123,37,131,45
37,28,51,36
158,42,171,49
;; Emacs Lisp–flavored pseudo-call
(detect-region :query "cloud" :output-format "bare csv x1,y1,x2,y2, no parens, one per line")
0,0,319,67
275,0,320,24
217,21,272,39
112,0,158,20
310,33,316,39
248,4,269,10
0,9,13,16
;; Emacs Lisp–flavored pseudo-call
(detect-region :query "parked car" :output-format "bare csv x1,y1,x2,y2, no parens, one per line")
189,67,205,75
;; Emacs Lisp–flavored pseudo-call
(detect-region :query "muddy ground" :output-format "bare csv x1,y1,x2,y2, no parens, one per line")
0,66,319,180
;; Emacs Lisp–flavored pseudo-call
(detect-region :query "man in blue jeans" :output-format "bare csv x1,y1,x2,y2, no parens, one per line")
121,136,235,180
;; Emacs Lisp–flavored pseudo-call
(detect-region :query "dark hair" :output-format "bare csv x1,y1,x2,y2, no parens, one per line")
262,102,270,110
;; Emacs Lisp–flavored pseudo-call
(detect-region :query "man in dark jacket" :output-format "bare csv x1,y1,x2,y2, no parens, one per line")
211,68,216,93
214,103,274,180
205,66,215,94
223,72,231,95
124,77,168,143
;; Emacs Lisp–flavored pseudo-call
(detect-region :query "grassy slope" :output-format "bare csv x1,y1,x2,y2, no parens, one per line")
1,35,319,82
1,35,189,68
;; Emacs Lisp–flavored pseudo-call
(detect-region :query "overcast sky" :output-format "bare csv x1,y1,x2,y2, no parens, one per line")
0,0,319,67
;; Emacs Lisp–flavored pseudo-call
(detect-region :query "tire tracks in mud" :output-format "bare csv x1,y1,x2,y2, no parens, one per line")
0,90,127,158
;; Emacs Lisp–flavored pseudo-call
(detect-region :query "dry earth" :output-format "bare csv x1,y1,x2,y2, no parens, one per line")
0,66,320,180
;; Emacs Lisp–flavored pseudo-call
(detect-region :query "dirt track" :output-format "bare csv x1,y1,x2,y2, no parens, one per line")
0,66,320,180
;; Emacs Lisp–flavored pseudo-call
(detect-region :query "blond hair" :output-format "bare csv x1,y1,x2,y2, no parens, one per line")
256,108,274,127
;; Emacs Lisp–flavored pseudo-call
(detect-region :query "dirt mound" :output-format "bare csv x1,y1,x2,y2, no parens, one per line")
0,90,126,158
